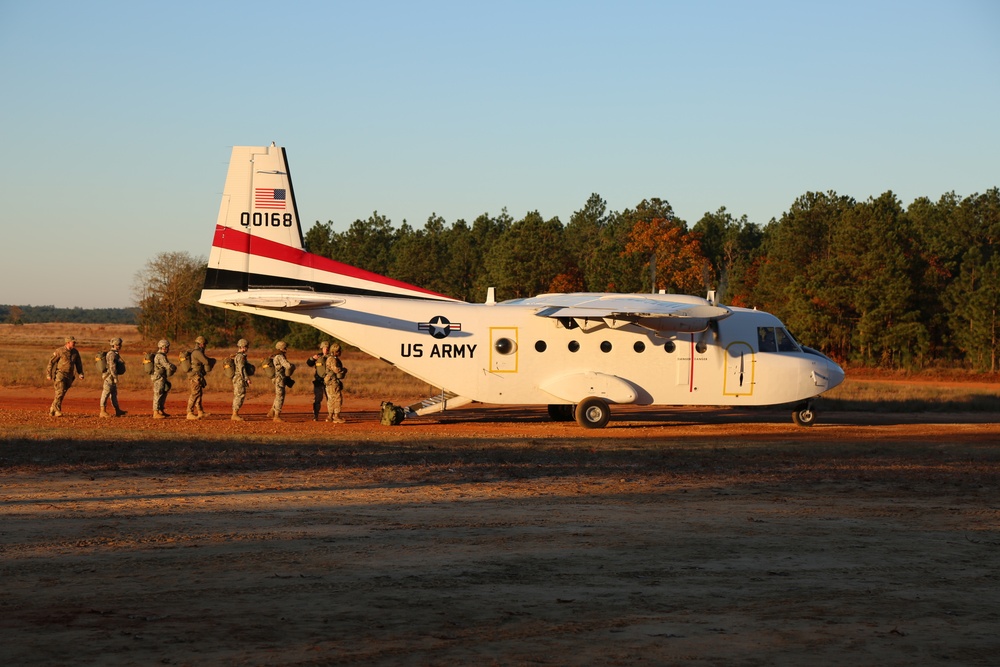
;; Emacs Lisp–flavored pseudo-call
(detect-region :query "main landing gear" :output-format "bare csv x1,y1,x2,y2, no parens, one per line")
548,398,613,429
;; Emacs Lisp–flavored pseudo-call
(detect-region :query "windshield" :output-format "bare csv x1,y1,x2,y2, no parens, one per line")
758,327,802,353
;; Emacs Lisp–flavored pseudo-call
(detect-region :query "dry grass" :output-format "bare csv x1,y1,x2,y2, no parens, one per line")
823,370,1000,412
0,323,434,401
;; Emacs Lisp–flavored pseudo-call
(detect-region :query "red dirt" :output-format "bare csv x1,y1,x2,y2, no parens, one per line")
2,386,999,666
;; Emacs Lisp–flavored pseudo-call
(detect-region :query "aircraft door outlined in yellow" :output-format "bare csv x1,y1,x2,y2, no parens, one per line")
490,327,518,373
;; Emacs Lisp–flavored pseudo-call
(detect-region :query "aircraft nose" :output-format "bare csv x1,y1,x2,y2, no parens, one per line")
827,359,846,389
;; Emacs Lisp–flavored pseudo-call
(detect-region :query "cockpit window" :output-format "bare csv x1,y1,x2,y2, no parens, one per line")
775,327,800,352
758,327,801,353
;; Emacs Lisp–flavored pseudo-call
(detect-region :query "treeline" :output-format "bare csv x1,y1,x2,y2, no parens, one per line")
1,305,138,325
134,188,999,372
303,189,1000,372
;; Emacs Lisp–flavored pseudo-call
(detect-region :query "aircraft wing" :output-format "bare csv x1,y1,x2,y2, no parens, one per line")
519,293,732,334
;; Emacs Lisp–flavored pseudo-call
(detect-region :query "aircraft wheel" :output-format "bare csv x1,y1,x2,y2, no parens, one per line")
792,403,816,427
575,397,610,429
547,404,575,421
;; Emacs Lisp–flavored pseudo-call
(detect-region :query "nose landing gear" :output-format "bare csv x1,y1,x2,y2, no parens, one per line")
792,401,817,427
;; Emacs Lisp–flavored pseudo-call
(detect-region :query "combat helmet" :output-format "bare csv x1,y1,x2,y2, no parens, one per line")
275,341,287,351
110,337,123,348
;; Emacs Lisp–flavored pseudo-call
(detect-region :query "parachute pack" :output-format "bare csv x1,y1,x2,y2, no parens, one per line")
179,349,193,373
94,351,108,375
379,401,406,426
261,356,294,379
143,352,175,377
143,352,157,375
224,355,257,379
97,352,127,375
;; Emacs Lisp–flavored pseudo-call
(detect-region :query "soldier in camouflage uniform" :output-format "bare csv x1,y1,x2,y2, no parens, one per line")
231,338,250,421
323,343,348,423
267,340,294,422
306,340,331,421
99,337,127,418
152,339,176,419
46,336,84,417
185,335,215,420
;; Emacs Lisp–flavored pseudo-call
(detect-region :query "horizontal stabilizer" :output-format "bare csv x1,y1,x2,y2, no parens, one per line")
218,290,346,310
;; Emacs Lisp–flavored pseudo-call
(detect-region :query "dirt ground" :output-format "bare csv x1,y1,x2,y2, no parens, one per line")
2,386,999,666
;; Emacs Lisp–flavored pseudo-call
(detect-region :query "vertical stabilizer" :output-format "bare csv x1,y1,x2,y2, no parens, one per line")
206,144,302,291
202,144,455,301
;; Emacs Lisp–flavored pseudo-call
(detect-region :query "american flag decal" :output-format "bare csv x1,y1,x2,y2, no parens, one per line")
255,188,287,209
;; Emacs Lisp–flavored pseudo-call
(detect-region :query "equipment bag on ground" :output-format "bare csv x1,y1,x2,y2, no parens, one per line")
379,401,406,426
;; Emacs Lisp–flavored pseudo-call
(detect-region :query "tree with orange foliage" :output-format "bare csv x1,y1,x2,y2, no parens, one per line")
624,217,713,295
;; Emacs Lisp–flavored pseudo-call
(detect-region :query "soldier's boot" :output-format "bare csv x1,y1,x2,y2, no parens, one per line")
328,412,346,424
53,410,63,418
115,409,128,417
313,410,320,421
231,411,244,421
186,412,199,420
273,411,283,422
267,408,275,418
153,410,166,419
100,409,111,418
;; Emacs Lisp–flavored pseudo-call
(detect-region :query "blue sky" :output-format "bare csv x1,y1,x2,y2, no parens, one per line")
2,0,997,308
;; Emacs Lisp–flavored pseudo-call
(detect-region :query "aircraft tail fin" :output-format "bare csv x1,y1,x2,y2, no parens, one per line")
202,144,454,303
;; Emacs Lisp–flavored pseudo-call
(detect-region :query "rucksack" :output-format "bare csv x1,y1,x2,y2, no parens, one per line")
379,401,406,426
260,356,276,378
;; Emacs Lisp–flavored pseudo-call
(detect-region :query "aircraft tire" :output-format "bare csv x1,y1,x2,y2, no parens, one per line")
547,404,575,421
792,403,816,427
575,397,610,429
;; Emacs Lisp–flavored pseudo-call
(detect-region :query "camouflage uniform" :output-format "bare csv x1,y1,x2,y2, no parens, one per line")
231,339,250,421
46,336,84,417
186,336,215,420
268,341,293,422
306,341,331,420
99,338,127,417
152,340,176,418
323,343,348,423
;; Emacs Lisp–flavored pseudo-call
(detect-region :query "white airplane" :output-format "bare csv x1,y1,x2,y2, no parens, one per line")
199,144,845,428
